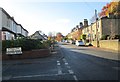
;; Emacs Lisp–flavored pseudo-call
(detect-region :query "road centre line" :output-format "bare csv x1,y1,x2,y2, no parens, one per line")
62,58,78,81
57,61,62,74
58,66,62,75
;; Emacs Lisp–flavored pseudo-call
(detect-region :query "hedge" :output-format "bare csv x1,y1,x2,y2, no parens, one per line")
2,38,52,52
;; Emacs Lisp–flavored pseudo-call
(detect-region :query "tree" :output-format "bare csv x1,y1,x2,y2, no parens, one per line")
99,1,120,18
56,32,63,42
48,32,56,40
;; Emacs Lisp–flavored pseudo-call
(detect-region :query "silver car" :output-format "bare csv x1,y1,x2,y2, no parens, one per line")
75,40,85,46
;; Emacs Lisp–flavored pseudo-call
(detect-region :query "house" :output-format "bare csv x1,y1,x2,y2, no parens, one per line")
82,17,120,42
30,31,47,40
0,7,28,40
67,19,88,41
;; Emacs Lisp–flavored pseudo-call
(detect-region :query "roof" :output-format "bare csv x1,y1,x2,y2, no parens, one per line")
31,31,47,40
1,7,29,33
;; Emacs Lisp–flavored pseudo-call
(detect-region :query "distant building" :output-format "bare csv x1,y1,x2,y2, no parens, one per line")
67,19,88,41
0,7,28,40
30,31,47,40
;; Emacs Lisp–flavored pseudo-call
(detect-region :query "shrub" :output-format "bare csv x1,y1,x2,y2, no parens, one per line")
2,39,51,51
115,35,120,40
100,35,109,40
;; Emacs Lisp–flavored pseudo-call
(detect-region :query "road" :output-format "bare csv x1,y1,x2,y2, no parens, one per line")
2,42,119,81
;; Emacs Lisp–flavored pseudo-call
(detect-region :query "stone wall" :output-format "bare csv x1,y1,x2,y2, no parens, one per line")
102,18,120,35
92,39,120,51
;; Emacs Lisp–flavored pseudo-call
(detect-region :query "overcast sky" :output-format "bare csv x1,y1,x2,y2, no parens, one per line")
0,0,111,36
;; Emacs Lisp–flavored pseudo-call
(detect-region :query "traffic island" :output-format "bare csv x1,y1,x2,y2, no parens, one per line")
2,49,51,60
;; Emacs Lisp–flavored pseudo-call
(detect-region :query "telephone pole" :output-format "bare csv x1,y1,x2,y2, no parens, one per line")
95,9,99,47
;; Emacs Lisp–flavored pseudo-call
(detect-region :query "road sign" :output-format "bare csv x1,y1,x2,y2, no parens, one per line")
6,47,22,55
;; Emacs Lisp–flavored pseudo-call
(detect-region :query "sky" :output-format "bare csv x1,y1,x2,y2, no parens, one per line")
0,0,111,36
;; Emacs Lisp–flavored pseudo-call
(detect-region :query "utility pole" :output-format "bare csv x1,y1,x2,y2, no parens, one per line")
95,9,99,47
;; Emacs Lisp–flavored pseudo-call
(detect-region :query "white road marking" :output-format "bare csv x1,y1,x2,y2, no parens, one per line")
65,62,68,65
68,70,74,74
57,63,60,65
58,69,62,74
12,73,71,78
62,58,65,61
57,65,62,74
63,58,67,62
57,61,60,63
57,61,62,74
73,75,78,81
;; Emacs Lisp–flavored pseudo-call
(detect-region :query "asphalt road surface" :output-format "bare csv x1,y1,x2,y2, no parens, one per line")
2,42,119,81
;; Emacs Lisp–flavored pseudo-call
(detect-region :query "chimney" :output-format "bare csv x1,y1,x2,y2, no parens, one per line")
80,22,83,28
76,25,79,28
12,16,14,19
84,19,88,27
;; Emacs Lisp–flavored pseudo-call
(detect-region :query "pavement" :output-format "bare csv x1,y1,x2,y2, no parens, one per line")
87,46,119,61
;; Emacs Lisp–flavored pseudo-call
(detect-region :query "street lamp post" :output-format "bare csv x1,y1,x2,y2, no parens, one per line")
95,9,99,47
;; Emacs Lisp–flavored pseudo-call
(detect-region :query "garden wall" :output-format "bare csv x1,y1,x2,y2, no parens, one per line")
2,49,50,60
92,39,120,52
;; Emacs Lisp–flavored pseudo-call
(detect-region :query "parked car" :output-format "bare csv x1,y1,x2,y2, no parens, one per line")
65,40,69,43
69,40,75,44
72,40,76,44
75,40,85,46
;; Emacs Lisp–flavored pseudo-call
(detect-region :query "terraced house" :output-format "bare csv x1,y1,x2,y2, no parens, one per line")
82,1,120,43
67,19,88,41
0,7,28,40
82,17,120,42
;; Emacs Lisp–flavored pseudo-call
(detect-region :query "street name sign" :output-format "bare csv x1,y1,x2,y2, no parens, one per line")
6,47,22,55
